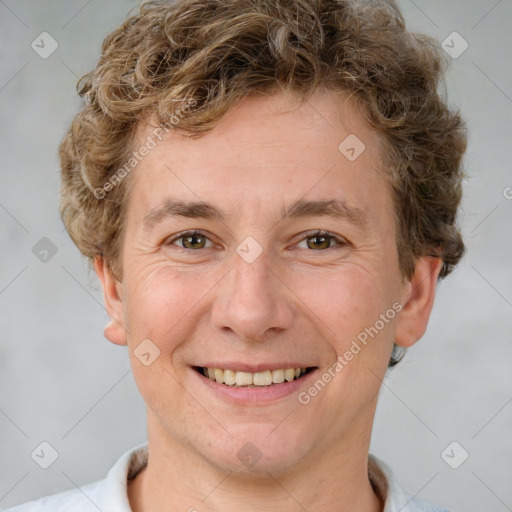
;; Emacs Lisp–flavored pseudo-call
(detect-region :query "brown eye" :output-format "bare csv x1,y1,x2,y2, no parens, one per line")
168,231,212,250
182,232,206,249
306,234,332,250
297,231,346,251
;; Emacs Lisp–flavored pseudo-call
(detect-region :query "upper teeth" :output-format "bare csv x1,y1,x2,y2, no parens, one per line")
201,367,307,386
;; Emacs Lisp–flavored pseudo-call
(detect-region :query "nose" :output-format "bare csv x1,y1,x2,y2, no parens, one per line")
210,249,295,343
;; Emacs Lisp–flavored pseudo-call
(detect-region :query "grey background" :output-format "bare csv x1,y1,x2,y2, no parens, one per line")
0,0,511,510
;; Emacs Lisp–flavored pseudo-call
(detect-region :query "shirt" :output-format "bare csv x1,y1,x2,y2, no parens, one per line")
4,442,450,512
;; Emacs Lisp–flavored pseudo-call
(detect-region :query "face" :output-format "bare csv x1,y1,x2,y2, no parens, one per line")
97,88,440,475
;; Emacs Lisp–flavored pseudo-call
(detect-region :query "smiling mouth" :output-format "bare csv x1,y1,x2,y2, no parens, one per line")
193,366,316,387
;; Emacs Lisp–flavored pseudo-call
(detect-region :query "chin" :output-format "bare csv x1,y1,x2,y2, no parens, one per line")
199,423,314,475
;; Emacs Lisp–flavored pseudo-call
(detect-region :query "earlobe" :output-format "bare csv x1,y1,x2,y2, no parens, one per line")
94,255,128,346
394,256,443,348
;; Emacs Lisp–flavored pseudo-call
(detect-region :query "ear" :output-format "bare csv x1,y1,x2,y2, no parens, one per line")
94,255,127,346
394,256,443,348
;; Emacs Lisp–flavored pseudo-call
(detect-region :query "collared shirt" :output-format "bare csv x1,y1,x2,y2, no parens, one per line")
4,442,450,512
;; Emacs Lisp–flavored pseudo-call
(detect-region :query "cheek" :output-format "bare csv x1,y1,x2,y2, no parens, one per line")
292,264,390,345
122,265,200,410
122,262,203,353
292,265,395,437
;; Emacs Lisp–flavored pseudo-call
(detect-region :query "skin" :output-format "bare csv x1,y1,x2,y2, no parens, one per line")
95,88,442,512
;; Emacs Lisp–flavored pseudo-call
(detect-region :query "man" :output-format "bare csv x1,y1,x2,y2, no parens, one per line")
6,0,466,510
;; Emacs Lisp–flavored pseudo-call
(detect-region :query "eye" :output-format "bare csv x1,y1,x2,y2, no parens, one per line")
165,229,348,252
166,230,214,250
296,230,347,251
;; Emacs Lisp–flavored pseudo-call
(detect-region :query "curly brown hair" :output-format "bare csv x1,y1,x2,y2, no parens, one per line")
58,0,467,366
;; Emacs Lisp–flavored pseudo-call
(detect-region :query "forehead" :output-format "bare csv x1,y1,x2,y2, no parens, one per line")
125,89,392,228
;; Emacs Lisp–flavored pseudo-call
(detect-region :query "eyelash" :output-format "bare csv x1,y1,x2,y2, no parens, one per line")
165,230,348,252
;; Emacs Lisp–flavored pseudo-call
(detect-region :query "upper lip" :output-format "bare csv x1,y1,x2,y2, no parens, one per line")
193,363,317,373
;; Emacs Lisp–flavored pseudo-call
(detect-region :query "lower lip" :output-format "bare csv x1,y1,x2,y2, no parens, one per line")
191,368,319,404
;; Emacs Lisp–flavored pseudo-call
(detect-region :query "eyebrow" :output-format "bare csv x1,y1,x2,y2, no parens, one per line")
142,198,368,232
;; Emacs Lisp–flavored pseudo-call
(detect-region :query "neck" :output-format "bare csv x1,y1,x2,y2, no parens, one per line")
129,410,383,512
